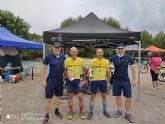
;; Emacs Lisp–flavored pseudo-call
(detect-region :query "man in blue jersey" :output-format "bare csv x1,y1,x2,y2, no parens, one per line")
109,43,136,123
41,42,65,124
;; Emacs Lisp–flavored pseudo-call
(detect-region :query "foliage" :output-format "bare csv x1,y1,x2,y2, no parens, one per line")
61,16,83,28
27,33,43,43
0,10,30,39
140,30,153,48
102,17,121,29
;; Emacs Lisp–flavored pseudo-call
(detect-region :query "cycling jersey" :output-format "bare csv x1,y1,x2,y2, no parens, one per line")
90,58,110,80
64,57,85,79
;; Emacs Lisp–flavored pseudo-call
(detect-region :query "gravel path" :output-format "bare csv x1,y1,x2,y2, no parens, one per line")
1,65,165,124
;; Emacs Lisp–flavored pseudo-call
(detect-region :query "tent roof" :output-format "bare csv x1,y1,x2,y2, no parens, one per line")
145,45,165,52
0,27,43,49
43,12,141,48
125,45,148,51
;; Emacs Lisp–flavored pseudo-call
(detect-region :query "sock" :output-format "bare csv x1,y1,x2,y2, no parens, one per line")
69,105,73,112
102,104,106,111
126,112,131,115
80,106,83,112
89,104,94,112
55,108,59,114
118,108,122,112
45,112,49,119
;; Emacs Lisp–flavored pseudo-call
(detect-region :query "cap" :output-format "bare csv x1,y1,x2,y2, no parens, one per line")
116,43,125,49
53,42,61,48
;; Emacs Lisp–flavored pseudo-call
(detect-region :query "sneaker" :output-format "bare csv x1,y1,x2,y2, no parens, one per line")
43,118,49,124
113,111,122,118
55,111,63,119
79,112,86,119
87,112,93,120
151,87,156,90
156,87,159,89
125,113,135,123
103,110,111,118
43,113,49,124
68,111,74,120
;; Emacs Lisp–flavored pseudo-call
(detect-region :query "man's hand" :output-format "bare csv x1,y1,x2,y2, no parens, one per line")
107,82,111,88
42,80,47,88
68,75,73,81
79,80,87,87
131,79,136,87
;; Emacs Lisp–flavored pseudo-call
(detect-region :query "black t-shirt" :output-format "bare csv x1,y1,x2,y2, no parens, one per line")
43,53,65,81
109,54,134,81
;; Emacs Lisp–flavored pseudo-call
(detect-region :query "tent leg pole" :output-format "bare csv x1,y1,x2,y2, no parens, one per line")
43,42,46,99
138,41,141,102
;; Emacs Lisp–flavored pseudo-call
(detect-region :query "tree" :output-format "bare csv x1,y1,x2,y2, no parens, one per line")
28,33,43,43
140,30,153,48
154,31,165,49
102,17,121,29
61,16,83,28
0,10,31,39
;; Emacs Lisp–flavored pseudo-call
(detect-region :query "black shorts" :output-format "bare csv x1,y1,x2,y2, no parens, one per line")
45,80,64,98
112,79,132,98
150,70,159,81
90,80,107,94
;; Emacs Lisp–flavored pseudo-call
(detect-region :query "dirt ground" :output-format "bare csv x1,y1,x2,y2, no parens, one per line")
1,63,165,124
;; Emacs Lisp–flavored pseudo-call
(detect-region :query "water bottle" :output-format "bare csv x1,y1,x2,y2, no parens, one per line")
0,76,3,83
5,71,11,80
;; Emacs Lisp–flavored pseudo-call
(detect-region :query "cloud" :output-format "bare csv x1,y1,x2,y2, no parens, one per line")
0,0,165,35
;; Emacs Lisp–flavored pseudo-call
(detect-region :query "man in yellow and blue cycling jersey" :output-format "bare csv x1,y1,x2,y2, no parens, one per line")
87,48,111,120
64,47,87,120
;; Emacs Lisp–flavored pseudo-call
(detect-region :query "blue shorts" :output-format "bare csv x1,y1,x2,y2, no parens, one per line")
91,80,107,94
45,79,64,98
112,79,132,98
66,79,84,93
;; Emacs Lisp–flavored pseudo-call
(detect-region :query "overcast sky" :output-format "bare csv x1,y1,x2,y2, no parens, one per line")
1,0,165,35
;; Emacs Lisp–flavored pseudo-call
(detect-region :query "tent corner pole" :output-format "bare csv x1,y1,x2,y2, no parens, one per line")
42,42,46,99
138,41,141,102
43,42,46,59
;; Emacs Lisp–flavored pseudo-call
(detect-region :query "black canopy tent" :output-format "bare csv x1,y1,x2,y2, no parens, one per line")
43,12,141,48
43,12,142,102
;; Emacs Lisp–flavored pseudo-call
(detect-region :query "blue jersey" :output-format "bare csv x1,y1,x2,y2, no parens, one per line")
109,54,134,82
43,53,65,81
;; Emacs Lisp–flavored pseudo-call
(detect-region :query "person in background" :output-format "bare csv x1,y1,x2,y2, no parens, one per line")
41,42,65,124
149,52,162,90
109,43,136,123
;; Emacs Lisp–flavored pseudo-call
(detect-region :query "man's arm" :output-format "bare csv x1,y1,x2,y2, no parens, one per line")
130,64,136,87
82,66,87,80
106,60,111,88
64,68,72,80
63,59,72,81
106,70,110,83
79,66,87,87
41,64,47,87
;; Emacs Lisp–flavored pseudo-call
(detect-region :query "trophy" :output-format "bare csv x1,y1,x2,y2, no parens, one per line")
89,69,93,78
70,67,74,81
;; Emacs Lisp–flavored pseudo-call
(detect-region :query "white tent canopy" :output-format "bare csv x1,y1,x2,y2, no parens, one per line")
125,45,148,51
